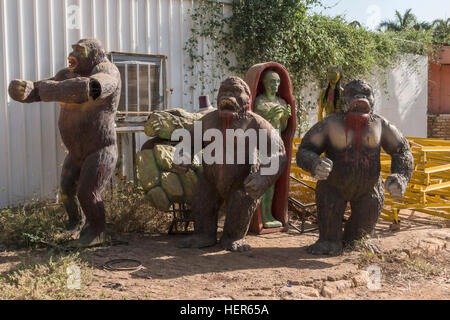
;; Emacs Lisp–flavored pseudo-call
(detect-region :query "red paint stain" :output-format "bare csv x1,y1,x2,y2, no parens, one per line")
345,112,370,174
218,111,236,183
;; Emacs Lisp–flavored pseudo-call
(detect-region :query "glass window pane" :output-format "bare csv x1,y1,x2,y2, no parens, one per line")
117,64,126,112
127,64,138,113
139,64,150,112
150,65,161,111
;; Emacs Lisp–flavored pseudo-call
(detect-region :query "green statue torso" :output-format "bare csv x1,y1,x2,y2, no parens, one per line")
254,94,290,132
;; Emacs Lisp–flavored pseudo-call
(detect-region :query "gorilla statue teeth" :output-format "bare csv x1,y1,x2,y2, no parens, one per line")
296,79,413,255
175,76,288,252
8,39,121,247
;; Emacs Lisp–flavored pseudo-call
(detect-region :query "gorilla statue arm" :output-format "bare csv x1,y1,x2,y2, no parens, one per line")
9,38,119,106
9,64,119,105
245,115,288,199
172,110,288,198
380,116,414,198
7,68,74,104
296,120,332,180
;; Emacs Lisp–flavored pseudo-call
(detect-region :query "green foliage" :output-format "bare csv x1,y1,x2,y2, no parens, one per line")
105,180,172,234
432,18,450,45
0,252,93,300
0,180,171,249
185,0,435,134
379,9,449,46
184,0,230,96
0,202,67,248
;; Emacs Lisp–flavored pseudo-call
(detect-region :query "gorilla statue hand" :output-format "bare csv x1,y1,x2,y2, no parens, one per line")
244,174,267,200
8,80,34,102
385,174,406,198
312,157,333,180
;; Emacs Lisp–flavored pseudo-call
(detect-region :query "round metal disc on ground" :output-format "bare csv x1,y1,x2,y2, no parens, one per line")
102,259,142,271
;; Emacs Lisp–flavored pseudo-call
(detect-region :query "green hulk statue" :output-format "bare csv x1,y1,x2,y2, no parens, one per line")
253,70,291,228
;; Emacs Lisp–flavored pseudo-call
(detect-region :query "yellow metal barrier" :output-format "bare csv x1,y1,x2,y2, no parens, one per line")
291,137,450,224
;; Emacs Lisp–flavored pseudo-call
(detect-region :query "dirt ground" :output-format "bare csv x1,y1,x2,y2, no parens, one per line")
1,210,449,300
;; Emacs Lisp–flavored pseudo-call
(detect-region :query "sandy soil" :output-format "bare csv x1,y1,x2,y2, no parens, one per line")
85,211,450,300
1,211,449,300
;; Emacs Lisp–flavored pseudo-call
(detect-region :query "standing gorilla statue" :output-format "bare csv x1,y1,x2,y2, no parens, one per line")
8,38,121,247
296,79,413,255
175,76,287,252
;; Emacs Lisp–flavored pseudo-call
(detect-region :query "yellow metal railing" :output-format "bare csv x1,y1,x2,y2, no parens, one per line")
291,137,450,224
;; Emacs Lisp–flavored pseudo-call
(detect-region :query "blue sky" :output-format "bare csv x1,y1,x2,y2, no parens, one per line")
311,0,450,30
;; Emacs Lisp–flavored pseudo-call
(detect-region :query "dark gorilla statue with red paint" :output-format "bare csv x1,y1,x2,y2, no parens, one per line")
8,39,121,247
175,77,287,252
296,79,413,255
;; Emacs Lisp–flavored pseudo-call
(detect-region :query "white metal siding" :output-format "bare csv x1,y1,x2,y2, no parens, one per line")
0,0,220,208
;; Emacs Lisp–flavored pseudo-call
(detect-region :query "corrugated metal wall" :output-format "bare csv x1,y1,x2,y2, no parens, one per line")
0,0,225,208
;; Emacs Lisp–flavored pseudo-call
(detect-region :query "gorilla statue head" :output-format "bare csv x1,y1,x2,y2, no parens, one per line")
217,76,251,119
341,79,375,114
68,38,107,76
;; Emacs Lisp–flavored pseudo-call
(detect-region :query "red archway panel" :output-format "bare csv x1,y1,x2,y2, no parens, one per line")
245,62,296,234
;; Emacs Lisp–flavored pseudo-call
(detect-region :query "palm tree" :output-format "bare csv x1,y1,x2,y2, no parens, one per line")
414,21,432,31
432,18,450,33
432,18,450,45
379,9,417,31
348,20,362,28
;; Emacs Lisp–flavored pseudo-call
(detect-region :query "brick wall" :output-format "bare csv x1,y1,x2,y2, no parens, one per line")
427,114,450,140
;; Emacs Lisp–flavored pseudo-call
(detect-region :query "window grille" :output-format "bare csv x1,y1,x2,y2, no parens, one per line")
108,52,168,117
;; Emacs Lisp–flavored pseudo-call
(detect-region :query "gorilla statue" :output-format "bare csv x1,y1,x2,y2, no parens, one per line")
175,76,287,252
9,39,121,247
296,79,413,255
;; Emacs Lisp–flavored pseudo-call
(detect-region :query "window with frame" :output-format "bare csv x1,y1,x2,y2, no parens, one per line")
108,52,168,117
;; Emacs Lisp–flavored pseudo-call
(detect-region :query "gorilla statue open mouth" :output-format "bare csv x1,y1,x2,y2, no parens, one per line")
219,98,239,115
350,98,371,113
68,57,78,72
342,79,375,115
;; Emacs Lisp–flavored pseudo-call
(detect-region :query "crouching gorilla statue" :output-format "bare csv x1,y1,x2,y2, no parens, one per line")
174,77,287,252
8,39,121,247
296,79,413,255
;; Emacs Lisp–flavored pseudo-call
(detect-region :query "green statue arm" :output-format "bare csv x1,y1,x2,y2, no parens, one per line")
254,101,291,131
253,102,271,119
279,104,291,132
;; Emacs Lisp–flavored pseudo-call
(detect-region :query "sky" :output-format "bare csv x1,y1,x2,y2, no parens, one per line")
311,0,450,30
